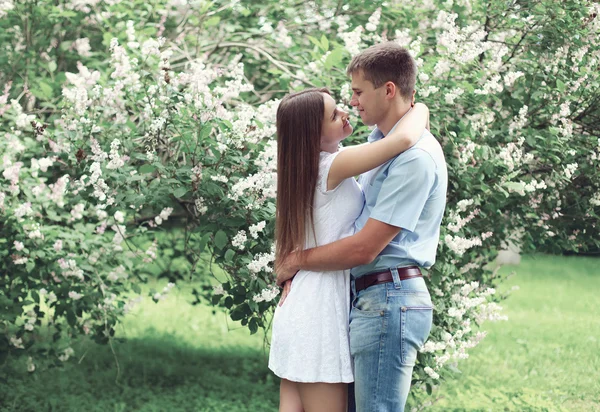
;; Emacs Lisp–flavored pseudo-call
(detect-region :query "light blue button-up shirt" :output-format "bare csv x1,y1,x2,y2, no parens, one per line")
351,119,448,279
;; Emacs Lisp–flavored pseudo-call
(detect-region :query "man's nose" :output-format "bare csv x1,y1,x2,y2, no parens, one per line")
350,96,358,107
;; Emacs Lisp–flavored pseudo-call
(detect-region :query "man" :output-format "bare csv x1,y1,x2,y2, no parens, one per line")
276,42,448,412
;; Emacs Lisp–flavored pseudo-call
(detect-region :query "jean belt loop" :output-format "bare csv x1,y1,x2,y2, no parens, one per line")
390,267,402,289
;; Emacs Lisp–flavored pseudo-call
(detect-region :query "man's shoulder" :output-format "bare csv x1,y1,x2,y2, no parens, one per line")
391,131,445,169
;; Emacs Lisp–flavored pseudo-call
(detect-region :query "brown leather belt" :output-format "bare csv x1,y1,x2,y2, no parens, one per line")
354,266,422,293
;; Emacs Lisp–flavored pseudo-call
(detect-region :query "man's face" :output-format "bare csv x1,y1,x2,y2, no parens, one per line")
350,70,387,126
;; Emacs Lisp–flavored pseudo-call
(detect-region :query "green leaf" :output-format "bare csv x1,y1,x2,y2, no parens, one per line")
199,125,213,140
172,187,188,198
556,79,565,92
320,34,329,51
48,61,57,73
140,164,156,174
249,318,259,334
324,48,344,70
205,16,221,27
307,36,322,49
38,82,53,99
197,233,211,253
224,249,235,262
214,230,228,250
26,261,35,273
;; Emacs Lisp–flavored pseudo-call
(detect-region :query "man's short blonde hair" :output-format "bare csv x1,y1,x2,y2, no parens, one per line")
347,42,417,101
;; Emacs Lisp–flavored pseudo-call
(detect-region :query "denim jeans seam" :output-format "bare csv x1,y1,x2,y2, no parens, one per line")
374,310,388,410
400,307,433,366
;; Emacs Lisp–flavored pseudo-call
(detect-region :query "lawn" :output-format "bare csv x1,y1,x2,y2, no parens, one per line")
1,254,598,411
427,254,600,411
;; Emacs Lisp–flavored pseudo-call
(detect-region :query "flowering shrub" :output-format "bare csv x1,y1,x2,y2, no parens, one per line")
1,0,598,404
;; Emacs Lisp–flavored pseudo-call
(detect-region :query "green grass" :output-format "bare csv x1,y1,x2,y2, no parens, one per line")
1,254,599,411
426,254,600,411
1,287,279,412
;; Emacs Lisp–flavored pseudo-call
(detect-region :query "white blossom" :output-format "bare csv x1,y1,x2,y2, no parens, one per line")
252,285,279,303
424,366,440,379
249,221,266,239
232,230,247,250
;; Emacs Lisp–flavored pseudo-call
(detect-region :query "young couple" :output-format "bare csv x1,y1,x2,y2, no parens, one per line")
268,42,448,412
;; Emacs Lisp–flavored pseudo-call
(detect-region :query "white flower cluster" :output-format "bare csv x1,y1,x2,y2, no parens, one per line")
39,288,57,304
109,38,141,90
229,171,276,209
564,163,578,179
106,139,125,170
48,175,69,207
30,157,54,177
73,38,91,57
457,140,477,165
274,21,293,48
144,241,158,263
107,265,128,282
467,110,495,137
194,197,207,215
444,234,482,256
365,8,381,32
508,105,529,136
23,310,36,331
339,26,365,56
58,347,75,362
247,249,276,276
447,206,479,233
252,285,280,303
58,258,84,281
153,282,175,301
154,207,173,225
394,28,412,47
504,71,525,87
10,99,35,130
419,279,506,378
10,335,24,349
232,230,247,250
590,192,600,207
0,0,14,18
474,74,503,95
70,203,85,220
444,87,464,105
249,221,266,239
432,11,491,64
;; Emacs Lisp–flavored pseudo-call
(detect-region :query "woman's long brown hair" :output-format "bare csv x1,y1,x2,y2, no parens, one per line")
275,88,330,263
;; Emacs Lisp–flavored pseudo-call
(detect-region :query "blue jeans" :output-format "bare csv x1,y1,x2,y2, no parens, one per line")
348,268,433,412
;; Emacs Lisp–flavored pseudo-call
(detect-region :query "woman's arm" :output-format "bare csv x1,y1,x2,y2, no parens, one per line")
327,103,429,190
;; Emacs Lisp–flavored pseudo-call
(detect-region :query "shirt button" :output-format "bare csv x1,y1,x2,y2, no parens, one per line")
401,307,407,312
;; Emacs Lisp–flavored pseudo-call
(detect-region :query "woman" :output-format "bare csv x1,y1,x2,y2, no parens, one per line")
269,88,429,412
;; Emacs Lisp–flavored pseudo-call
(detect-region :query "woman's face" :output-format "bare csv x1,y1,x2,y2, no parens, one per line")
320,93,353,152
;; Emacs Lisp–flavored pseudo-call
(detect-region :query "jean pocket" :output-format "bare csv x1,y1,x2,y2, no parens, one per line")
400,306,433,366
352,285,386,314
350,308,385,354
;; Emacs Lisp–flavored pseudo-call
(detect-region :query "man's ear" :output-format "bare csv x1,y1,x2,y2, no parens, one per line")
385,81,397,99
411,90,416,107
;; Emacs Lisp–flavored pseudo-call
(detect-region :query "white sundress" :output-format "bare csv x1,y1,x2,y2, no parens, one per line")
268,151,364,383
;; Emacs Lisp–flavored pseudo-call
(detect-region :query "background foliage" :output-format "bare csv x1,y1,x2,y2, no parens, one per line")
1,0,598,403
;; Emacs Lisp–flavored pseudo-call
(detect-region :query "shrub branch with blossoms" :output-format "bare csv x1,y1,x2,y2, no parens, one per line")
1,0,599,406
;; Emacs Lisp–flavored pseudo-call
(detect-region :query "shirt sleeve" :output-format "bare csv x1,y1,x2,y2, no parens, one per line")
369,149,436,232
317,151,342,194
